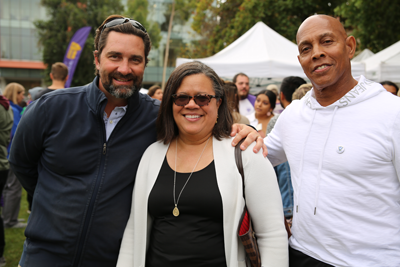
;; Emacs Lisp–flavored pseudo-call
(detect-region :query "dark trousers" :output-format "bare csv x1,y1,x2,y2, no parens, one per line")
3,169,22,227
0,170,8,257
289,246,334,267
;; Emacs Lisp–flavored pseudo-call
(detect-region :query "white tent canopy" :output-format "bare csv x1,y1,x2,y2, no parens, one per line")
350,49,374,78
352,49,374,62
351,61,366,78
176,22,306,79
363,40,400,82
176,21,365,82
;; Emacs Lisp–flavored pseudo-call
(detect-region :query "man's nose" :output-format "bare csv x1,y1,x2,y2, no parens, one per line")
312,45,325,60
118,60,131,75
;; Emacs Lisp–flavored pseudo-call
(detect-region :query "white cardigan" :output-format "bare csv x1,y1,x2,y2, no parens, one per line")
117,137,288,267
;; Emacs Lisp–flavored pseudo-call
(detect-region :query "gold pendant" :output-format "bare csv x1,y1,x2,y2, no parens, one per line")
173,206,179,217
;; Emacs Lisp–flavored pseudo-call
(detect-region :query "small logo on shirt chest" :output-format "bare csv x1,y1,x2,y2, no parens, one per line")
337,146,345,154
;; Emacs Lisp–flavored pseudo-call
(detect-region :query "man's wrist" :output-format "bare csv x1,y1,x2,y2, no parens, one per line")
246,124,257,131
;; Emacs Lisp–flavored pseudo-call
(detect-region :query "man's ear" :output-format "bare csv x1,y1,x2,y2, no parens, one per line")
346,36,357,60
94,50,100,70
280,91,286,102
64,75,69,82
50,73,54,81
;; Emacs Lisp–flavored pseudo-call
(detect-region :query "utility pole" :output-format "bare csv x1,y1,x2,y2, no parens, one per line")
161,1,175,89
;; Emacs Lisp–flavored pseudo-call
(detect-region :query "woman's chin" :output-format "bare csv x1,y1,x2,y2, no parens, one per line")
255,111,265,117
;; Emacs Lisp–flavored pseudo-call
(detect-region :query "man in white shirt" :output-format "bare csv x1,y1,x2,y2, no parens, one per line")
265,15,400,267
234,73,256,116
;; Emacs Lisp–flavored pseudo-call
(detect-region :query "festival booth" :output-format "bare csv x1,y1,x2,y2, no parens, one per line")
362,40,400,82
350,49,374,78
351,61,366,78
176,21,365,85
352,49,374,62
176,21,306,85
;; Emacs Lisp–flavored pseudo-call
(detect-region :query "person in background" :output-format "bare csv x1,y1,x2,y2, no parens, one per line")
279,76,307,109
0,93,14,266
223,81,249,124
117,61,288,267
234,73,255,116
380,80,399,96
246,89,276,138
147,84,163,101
27,87,43,105
266,77,307,227
292,83,312,100
2,83,26,229
267,84,284,114
34,62,69,100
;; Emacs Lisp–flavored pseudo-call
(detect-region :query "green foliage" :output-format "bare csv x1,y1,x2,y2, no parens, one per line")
126,0,162,49
4,189,30,266
335,0,400,53
181,0,400,58
182,0,345,58
35,0,124,87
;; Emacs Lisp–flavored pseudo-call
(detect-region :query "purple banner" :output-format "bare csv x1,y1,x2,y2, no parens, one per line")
63,26,91,88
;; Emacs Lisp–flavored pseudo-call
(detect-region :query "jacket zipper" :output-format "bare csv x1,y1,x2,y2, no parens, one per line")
72,104,130,266
72,111,108,266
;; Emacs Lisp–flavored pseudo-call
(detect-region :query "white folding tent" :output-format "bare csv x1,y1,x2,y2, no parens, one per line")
351,61,366,78
363,40,400,82
176,22,306,80
352,49,374,62
176,21,365,82
350,49,374,78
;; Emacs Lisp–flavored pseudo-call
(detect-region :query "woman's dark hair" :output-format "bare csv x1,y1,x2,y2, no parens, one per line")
223,81,240,114
147,84,161,97
256,89,277,111
380,81,399,95
156,61,233,144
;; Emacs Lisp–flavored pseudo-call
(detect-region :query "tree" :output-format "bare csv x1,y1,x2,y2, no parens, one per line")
335,0,400,53
180,0,345,58
35,0,124,87
126,0,161,49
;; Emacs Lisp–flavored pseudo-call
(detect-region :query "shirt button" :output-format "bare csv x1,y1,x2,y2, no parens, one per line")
110,120,113,124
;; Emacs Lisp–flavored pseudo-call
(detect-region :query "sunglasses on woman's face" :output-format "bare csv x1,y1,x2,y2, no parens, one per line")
172,94,219,106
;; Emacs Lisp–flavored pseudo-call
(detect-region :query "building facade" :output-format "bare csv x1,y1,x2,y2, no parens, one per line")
0,0,199,93
0,0,46,92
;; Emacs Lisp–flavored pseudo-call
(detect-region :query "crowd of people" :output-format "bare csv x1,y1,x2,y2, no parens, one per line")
0,13,399,267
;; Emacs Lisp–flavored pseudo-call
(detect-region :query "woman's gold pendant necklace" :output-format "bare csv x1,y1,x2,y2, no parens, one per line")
173,205,180,217
173,137,210,217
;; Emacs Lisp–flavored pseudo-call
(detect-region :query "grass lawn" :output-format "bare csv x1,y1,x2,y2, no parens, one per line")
4,189,29,266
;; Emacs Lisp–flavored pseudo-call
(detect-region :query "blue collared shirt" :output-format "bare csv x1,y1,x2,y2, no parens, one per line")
103,106,127,141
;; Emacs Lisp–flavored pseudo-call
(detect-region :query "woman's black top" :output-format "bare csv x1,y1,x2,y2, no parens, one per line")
146,157,227,267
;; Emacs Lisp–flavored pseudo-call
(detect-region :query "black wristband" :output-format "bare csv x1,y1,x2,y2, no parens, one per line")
246,124,257,131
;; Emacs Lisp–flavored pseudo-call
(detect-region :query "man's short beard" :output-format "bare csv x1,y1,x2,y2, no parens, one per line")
101,70,142,99
105,84,137,99
239,92,249,100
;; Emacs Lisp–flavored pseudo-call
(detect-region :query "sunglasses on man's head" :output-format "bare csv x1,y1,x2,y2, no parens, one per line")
101,17,147,34
172,94,219,106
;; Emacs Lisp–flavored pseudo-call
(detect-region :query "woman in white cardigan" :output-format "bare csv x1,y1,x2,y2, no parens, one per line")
117,62,288,267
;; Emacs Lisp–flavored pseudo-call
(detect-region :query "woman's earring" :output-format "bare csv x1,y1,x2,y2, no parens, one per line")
215,115,218,124
267,111,271,117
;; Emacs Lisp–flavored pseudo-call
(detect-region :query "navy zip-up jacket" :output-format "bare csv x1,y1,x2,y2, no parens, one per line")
9,77,159,267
